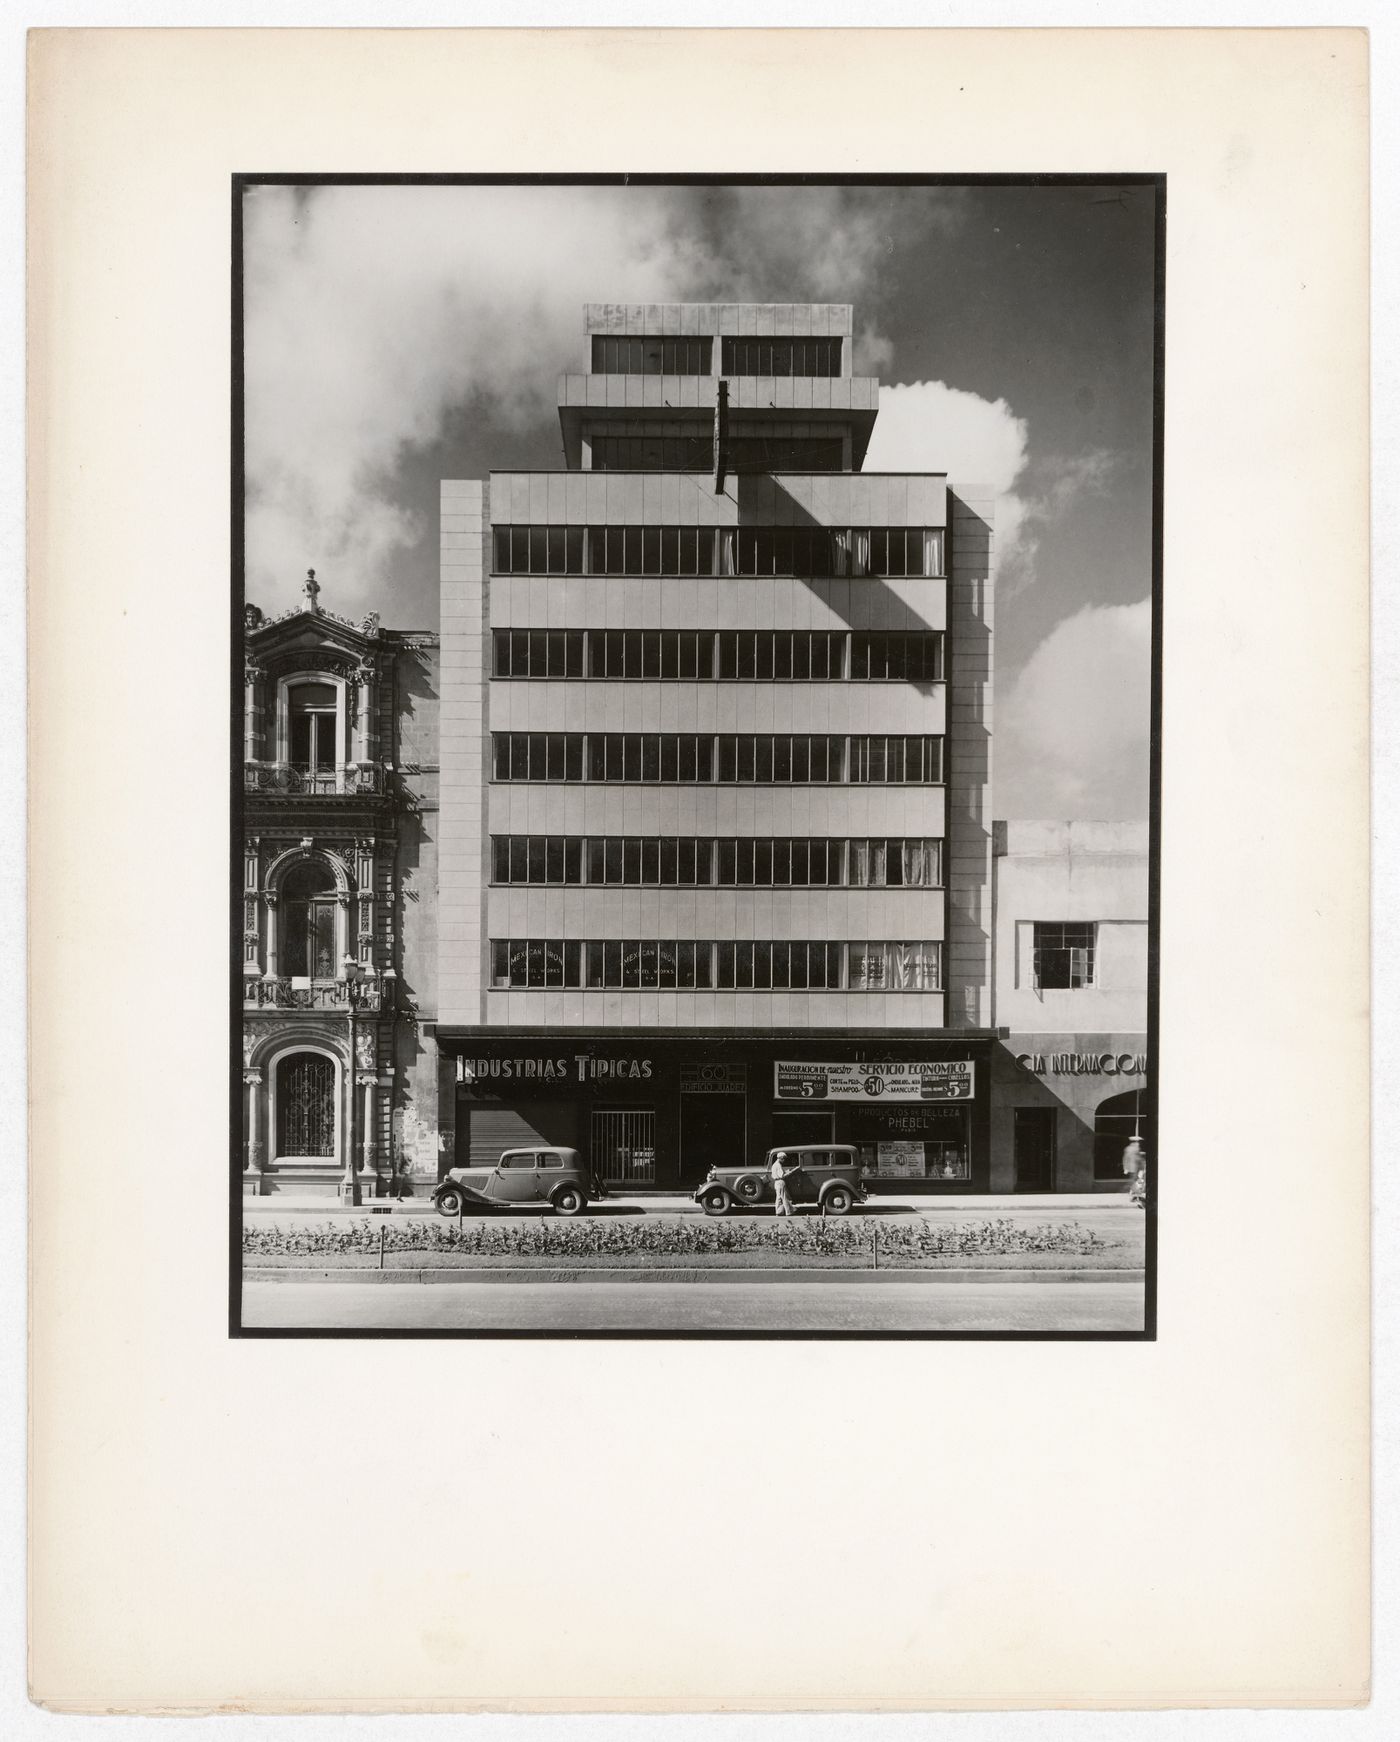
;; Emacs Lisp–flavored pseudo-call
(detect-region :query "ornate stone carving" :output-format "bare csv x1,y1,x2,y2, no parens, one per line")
360,612,381,637
243,977,382,1012
260,648,359,680
244,604,263,631
355,1031,377,1070
302,568,321,612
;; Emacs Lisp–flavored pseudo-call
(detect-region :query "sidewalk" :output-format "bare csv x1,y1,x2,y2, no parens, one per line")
242,1190,1130,1216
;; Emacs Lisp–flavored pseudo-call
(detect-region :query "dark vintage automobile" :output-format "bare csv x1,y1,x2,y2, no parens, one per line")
693,1145,867,1217
433,1147,604,1217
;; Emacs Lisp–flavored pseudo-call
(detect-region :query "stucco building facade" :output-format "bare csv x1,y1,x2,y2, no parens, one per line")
989,819,1150,1192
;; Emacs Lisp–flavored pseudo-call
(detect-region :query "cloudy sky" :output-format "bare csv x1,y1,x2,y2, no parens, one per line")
242,181,1156,819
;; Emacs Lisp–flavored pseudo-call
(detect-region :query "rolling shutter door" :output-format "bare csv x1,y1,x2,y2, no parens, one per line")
463,1105,554,1168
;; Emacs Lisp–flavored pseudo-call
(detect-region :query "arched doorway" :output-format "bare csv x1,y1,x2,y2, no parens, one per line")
275,1050,337,1159
1093,1088,1146,1182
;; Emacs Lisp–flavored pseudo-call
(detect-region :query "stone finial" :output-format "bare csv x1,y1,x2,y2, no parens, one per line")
302,568,321,612
244,603,263,631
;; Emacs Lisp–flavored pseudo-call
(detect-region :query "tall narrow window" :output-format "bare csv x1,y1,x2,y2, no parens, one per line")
281,861,339,979
288,683,338,774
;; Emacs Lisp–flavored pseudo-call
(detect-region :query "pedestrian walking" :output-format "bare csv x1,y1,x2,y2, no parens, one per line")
1123,1136,1147,1209
770,1149,795,1217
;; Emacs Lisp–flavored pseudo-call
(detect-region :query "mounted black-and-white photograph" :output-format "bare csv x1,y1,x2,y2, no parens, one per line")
234,176,1160,1337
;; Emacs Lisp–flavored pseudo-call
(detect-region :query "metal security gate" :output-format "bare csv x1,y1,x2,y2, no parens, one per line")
276,1052,335,1157
591,1108,656,1186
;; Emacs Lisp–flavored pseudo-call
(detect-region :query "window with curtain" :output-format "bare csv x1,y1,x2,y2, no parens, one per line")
846,941,943,991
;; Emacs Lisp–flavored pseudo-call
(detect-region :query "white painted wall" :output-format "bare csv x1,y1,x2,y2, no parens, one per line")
993,820,1149,1034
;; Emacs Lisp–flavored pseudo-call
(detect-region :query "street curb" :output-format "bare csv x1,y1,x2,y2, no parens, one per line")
243,1266,1146,1287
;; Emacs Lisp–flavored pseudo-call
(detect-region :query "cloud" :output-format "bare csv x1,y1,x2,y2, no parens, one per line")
865,378,1028,495
243,184,707,610
997,447,1120,593
864,379,1117,591
996,599,1152,819
243,184,967,615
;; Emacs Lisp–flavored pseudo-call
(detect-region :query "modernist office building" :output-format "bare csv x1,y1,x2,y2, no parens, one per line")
436,303,997,1190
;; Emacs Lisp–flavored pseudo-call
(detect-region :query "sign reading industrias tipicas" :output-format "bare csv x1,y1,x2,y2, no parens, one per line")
774,1061,975,1102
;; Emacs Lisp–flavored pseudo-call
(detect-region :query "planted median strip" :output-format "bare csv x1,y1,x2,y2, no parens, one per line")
243,1214,1141,1273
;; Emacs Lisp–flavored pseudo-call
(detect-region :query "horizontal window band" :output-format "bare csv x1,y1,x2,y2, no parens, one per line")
489,937,942,992
488,835,945,890
490,628,945,684
490,525,945,579
490,733,945,786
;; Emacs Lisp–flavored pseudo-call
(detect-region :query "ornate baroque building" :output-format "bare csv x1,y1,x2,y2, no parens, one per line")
241,571,441,1200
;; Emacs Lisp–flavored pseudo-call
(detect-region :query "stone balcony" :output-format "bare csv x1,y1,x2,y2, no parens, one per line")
244,762,388,797
244,976,384,1012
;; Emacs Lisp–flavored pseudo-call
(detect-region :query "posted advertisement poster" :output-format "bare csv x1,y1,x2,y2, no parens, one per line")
875,1140,928,1177
774,1060,975,1102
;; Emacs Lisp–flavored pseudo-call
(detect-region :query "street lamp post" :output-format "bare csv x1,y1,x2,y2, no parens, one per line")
339,956,361,1206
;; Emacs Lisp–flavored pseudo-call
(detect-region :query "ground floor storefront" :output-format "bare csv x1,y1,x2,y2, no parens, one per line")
990,1033,1150,1193
438,1032,996,1192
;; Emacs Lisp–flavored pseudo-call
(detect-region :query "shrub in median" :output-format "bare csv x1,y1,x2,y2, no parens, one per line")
243,1215,1106,1262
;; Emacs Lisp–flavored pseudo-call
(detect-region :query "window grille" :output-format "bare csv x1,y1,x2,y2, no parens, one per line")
276,1054,335,1157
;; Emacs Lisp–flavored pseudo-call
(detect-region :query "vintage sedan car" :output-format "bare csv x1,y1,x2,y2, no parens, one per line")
433,1147,603,1217
693,1144,867,1217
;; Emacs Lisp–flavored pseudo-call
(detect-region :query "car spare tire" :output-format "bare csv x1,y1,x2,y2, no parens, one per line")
734,1174,765,1204
436,1187,464,1218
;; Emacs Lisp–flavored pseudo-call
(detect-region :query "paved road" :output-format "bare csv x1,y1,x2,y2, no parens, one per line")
242,1279,1145,1333
246,1195,1143,1225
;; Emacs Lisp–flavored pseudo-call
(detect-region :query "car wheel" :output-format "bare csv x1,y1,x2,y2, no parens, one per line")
823,1185,853,1215
702,1189,730,1217
554,1186,585,1216
436,1187,464,1218
734,1174,764,1204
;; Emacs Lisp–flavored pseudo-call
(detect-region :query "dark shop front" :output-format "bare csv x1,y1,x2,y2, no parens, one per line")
445,1034,993,1191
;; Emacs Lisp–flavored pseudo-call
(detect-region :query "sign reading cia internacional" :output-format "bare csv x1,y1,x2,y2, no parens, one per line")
775,1061,975,1102
1015,1051,1148,1076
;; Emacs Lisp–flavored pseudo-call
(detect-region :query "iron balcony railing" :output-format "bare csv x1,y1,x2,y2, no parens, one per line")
243,976,383,1012
244,762,387,796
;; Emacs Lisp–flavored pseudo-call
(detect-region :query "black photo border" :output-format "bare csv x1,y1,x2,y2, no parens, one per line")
229,171,1164,1343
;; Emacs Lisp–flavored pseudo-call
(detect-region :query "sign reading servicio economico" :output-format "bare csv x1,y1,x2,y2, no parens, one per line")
774,1061,975,1102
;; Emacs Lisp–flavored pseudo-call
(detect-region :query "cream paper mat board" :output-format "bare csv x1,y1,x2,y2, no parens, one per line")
26,27,1369,1712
